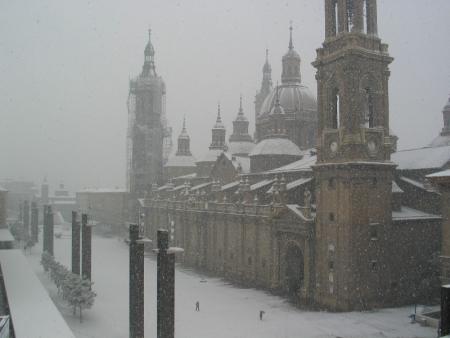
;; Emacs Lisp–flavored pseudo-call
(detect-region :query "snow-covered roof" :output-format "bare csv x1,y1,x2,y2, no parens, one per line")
165,154,197,168
172,173,197,180
0,186,7,192
172,184,187,192
228,141,255,156
267,177,312,194
249,138,302,157
267,153,317,173
286,204,313,221
232,156,250,174
392,181,404,193
196,148,224,163
0,249,75,338
391,145,450,170
250,179,275,192
399,176,428,191
429,134,450,148
190,181,212,191
427,169,450,178
0,229,14,243
221,181,240,191
392,206,440,221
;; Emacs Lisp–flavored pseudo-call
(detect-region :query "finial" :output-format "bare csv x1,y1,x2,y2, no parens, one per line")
265,48,269,62
148,28,151,40
217,102,221,120
182,115,186,130
239,95,243,114
289,21,293,50
275,81,280,105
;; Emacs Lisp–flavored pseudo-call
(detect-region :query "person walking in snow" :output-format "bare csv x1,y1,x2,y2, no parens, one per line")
195,301,200,311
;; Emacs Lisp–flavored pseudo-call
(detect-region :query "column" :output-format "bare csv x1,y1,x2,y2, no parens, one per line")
81,213,92,280
442,285,450,336
325,0,337,39
72,211,81,275
352,0,364,33
30,202,39,243
47,206,54,256
366,0,378,36
129,224,144,338
337,0,348,33
23,200,30,239
157,229,175,338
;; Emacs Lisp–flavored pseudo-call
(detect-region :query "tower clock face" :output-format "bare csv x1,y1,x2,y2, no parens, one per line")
329,141,338,155
367,140,378,156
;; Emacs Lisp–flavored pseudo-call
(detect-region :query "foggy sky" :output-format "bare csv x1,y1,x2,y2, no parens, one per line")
1,0,449,193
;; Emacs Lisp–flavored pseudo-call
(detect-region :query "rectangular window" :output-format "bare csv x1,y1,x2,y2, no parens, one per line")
370,223,379,240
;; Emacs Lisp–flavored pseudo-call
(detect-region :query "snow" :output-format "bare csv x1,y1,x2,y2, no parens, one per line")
267,177,312,193
0,186,7,192
399,176,429,191
391,145,450,170
427,169,450,178
267,153,316,173
392,181,404,193
79,188,127,193
0,229,14,243
190,181,212,191
0,249,75,338
228,141,255,157
25,230,436,338
249,138,302,157
196,148,224,163
392,206,441,221
250,179,275,191
221,181,240,191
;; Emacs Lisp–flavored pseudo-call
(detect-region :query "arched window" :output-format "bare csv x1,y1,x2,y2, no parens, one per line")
364,87,374,128
331,88,340,129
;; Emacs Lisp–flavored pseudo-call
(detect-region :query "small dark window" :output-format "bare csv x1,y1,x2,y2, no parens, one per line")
328,260,334,271
370,224,378,240
329,212,335,222
370,260,378,271
328,178,336,189
371,177,377,187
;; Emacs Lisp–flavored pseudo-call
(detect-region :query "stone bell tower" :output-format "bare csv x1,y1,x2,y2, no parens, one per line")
312,0,396,311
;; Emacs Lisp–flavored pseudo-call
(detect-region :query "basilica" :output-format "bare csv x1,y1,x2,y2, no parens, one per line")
128,0,449,311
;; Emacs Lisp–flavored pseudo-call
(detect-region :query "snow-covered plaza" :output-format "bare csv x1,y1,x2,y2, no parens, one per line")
26,226,436,338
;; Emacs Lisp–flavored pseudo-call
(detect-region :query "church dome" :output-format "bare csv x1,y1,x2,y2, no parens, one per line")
259,84,316,119
249,137,302,157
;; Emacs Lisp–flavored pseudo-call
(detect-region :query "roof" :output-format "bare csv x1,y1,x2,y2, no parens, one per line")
267,151,317,173
190,181,212,191
427,169,450,178
399,176,432,192
0,250,75,338
79,188,127,193
249,138,302,157
391,145,450,170
165,154,197,167
221,181,240,191
392,181,404,193
259,83,317,118
286,204,313,221
0,229,14,243
392,206,441,221
229,155,250,174
228,141,255,156
250,179,275,192
267,177,312,194
0,186,7,192
429,135,450,148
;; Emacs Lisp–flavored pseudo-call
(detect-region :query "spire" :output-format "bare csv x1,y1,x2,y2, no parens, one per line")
271,82,285,115
289,21,294,50
176,115,191,155
213,102,225,129
238,95,244,116
142,28,156,76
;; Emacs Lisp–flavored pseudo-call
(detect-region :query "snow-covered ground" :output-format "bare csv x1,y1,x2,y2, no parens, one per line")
26,226,436,338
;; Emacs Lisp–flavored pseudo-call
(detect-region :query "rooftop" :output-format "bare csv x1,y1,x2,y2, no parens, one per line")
391,145,450,170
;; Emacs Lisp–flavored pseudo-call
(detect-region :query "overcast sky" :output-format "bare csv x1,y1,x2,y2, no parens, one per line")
0,0,449,192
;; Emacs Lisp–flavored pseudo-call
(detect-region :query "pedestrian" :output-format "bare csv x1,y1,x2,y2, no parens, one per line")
259,310,265,320
195,301,200,311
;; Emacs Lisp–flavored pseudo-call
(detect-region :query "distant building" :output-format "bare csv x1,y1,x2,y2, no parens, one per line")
196,104,227,178
430,94,450,147
255,25,317,150
127,30,171,197
0,186,7,226
76,188,129,235
228,96,255,157
164,117,196,181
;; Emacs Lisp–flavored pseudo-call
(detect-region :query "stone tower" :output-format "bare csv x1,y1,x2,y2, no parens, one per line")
255,50,273,122
229,96,254,157
312,0,396,311
430,94,450,147
128,30,166,197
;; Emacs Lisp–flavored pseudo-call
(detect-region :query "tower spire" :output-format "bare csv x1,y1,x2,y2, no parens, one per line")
239,95,243,115
289,21,294,50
